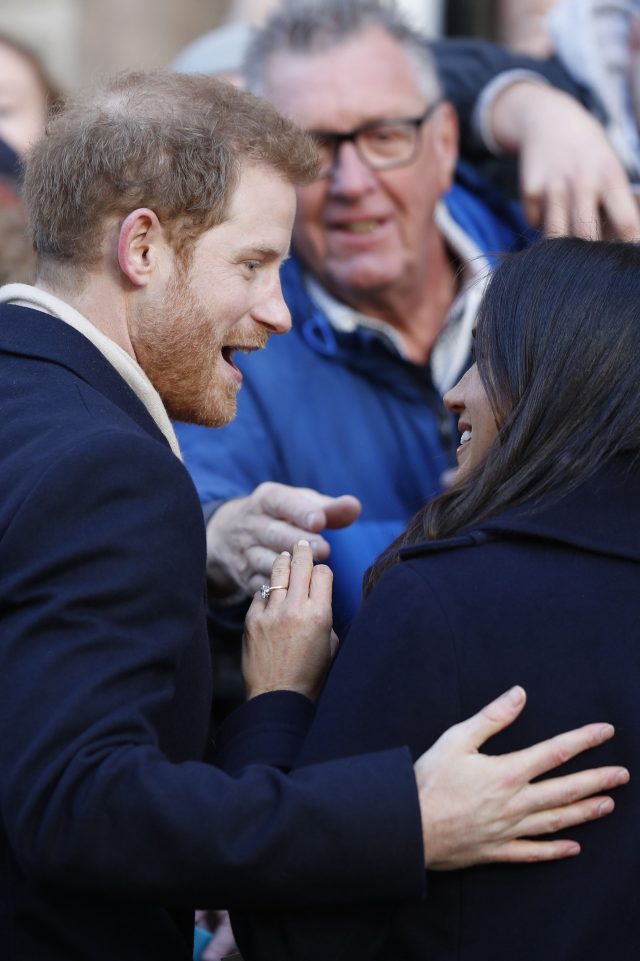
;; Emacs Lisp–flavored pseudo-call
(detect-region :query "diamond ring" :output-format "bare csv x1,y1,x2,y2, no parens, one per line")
260,584,288,600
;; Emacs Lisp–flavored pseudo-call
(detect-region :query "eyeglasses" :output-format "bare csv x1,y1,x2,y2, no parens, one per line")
308,100,442,180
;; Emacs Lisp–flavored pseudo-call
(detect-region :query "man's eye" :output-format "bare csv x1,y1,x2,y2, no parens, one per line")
244,261,260,272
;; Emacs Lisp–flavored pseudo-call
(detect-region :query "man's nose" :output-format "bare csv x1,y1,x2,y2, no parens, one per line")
252,279,291,335
327,141,378,198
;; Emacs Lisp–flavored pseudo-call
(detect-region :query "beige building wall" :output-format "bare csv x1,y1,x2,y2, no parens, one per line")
0,0,444,95
0,0,229,93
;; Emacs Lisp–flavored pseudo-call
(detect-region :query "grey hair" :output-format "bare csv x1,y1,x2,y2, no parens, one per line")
245,0,442,103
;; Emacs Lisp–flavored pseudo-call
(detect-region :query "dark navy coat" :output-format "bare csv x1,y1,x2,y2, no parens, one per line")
234,455,640,961
0,304,425,960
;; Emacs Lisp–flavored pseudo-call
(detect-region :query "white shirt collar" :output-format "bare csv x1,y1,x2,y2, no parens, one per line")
0,283,182,459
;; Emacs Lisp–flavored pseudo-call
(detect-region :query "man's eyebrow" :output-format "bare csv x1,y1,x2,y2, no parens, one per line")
238,245,290,260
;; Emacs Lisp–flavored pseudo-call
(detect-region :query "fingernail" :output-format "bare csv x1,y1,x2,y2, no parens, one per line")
615,769,630,785
597,798,614,816
599,723,615,740
305,512,323,529
280,550,291,557
566,843,581,857
297,539,310,547
506,685,525,706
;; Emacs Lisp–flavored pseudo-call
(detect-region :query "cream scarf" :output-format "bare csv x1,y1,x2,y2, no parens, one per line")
0,283,182,459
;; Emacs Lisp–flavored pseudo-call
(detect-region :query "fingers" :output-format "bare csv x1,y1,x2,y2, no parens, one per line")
516,764,629,816
540,182,571,238
513,793,616,840
318,494,362,529
510,722,617,782
260,550,291,609
528,172,640,242
258,483,360,533
489,838,581,864
257,482,330,532
452,686,527,751
258,541,330,607
248,514,331,560
309,563,334,605
286,540,314,603
601,186,640,242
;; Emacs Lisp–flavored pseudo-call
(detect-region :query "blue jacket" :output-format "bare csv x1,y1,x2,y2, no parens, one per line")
0,304,426,960
233,454,640,961
177,168,532,635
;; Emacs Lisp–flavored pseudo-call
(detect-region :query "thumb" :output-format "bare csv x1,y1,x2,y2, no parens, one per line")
320,494,362,529
454,686,527,751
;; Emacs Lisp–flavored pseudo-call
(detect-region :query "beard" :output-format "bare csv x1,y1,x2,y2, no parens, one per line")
130,268,263,428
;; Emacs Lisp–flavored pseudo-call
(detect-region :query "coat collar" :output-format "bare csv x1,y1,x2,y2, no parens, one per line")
0,303,171,450
400,455,640,564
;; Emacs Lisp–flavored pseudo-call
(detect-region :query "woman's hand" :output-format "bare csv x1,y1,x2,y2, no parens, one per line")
242,540,338,701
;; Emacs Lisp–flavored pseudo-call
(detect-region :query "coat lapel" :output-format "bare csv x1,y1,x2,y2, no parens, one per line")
0,304,171,449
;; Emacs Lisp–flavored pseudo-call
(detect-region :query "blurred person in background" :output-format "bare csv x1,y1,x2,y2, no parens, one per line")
0,34,58,283
0,33,59,159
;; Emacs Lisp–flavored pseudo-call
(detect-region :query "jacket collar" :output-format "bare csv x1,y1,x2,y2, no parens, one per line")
400,455,640,563
0,303,171,449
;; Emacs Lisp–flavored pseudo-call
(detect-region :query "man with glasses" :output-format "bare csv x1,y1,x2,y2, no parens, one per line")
176,0,533,664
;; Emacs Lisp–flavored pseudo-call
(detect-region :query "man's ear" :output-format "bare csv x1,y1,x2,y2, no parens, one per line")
432,101,459,194
117,208,163,287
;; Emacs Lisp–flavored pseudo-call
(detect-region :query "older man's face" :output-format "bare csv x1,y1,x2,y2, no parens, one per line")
261,26,458,316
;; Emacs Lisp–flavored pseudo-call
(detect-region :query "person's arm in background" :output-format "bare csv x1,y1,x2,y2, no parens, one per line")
431,38,595,157
431,38,640,240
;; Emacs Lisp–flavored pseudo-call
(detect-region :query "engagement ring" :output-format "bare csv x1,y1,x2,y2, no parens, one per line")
260,584,288,600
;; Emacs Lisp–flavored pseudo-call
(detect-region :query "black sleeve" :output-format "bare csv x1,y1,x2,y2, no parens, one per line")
0,428,425,910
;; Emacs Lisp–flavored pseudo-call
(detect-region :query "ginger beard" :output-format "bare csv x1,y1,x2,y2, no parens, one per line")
131,263,268,428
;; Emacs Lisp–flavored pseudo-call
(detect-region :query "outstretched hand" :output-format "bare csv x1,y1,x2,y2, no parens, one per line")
414,686,629,869
206,482,361,598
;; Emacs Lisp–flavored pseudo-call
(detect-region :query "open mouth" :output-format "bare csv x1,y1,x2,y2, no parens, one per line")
221,346,237,368
331,217,386,236
221,343,265,373
343,219,380,234
459,429,472,446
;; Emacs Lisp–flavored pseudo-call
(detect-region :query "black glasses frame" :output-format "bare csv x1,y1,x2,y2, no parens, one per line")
309,99,443,179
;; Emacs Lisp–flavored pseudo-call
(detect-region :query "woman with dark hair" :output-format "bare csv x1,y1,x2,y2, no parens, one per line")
234,237,640,961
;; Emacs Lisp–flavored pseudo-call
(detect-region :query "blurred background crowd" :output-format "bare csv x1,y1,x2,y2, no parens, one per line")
0,1,559,98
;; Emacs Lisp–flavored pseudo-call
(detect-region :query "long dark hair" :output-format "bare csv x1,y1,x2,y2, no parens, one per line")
366,238,640,592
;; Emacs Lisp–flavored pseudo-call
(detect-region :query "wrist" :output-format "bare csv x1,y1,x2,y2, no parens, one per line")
490,78,558,154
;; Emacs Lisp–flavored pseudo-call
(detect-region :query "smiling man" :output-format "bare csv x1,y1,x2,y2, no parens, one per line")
175,0,534,645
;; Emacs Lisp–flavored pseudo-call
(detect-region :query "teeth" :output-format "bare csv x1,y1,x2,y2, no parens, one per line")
346,220,378,233
460,430,472,444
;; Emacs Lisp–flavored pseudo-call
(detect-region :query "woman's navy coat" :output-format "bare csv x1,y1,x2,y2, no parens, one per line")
234,454,640,961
